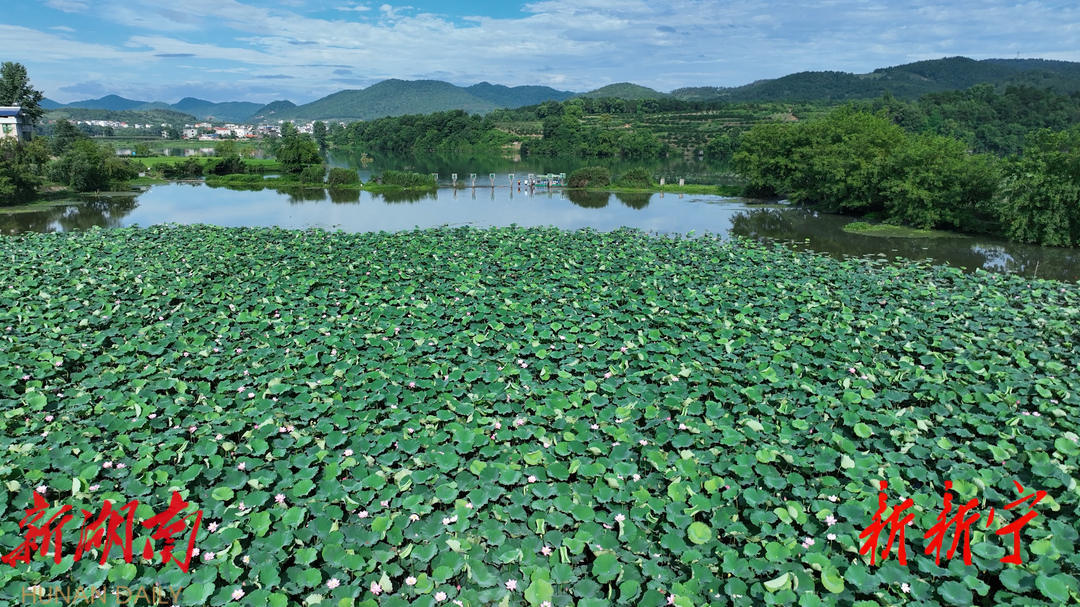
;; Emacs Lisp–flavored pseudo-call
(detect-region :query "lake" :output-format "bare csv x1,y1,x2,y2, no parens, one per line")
2,181,1077,281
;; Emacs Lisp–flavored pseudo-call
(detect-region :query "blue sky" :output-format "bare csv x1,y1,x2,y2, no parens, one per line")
3,0,1079,104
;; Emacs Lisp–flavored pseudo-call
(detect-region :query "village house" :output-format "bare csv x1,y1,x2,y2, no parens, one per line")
0,106,33,142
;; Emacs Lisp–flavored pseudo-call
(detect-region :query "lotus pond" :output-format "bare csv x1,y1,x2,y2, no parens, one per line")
0,225,1078,606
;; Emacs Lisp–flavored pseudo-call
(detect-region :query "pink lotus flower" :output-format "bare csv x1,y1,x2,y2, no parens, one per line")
405,576,417,586
615,513,626,523
237,462,246,471
409,514,420,521
36,485,47,494
435,591,447,601
88,484,100,491
44,415,54,422
825,515,837,526
327,578,340,590
231,588,244,600
541,545,553,556
527,475,538,483
116,463,126,469
505,579,517,591
275,494,285,504
358,510,369,518
344,449,354,457
370,582,382,596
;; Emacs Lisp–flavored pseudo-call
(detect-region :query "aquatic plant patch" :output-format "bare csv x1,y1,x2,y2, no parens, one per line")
0,225,1077,606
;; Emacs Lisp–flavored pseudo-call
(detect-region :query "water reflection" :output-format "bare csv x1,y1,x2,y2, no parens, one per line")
0,197,139,234
566,190,609,208
728,208,1080,281
328,189,360,204
2,184,1077,281
378,189,438,204
615,192,651,210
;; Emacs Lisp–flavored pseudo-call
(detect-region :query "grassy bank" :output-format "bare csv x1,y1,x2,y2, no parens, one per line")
136,156,282,172
595,184,742,196
0,226,1077,606
843,220,961,239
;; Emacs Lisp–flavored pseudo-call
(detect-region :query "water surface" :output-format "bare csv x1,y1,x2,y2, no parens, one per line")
2,183,1076,281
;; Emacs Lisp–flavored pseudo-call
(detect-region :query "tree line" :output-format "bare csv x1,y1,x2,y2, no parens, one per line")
735,107,1080,246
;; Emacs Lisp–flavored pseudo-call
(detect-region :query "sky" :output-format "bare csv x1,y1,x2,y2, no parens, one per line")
3,0,1079,105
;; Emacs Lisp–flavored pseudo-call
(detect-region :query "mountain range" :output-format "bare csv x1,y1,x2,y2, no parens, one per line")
42,57,1080,124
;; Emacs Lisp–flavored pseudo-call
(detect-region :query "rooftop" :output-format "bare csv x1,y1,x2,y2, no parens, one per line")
0,106,24,118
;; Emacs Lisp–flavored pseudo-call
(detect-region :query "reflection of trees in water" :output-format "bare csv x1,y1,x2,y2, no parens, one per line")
728,208,1079,281
614,192,651,209
0,197,139,234
377,189,437,204
971,245,1079,281
279,187,328,203
328,188,360,204
566,190,610,208
327,152,737,184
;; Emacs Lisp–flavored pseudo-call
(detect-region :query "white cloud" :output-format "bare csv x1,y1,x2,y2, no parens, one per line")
11,0,1080,102
43,0,88,12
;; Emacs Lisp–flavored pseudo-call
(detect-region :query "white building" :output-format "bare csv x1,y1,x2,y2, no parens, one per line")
0,106,33,142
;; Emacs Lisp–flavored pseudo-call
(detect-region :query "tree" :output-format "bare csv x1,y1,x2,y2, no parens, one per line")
50,120,87,156
275,132,320,174
0,137,49,205
48,140,138,192
995,127,1080,246
214,140,238,159
313,121,328,149
0,62,45,124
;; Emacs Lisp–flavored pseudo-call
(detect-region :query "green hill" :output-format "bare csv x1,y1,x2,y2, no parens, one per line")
43,107,195,125
580,83,669,100
275,80,499,121
169,97,263,123
672,56,1080,102
250,100,298,123
46,96,263,123
65,94,147,111
465,82,575,107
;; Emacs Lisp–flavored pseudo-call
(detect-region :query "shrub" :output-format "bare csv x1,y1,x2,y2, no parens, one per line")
327,167,360,186
206,156,247,176
299,164,326,184
568,166,611,188
159,158,204,179
380,170,436,188
615,167,653,188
